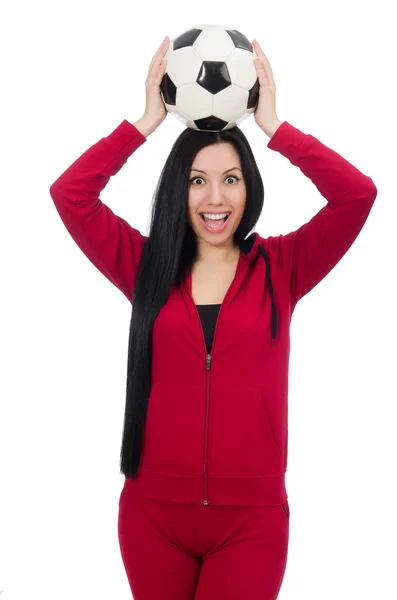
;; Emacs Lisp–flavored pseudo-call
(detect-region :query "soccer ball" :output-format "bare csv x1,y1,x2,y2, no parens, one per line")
160,24,260,132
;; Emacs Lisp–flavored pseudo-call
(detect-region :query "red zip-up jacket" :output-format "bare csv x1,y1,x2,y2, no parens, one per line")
49,119,377,507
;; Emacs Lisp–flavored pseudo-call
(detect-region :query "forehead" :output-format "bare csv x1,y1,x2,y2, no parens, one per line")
191,143,240,168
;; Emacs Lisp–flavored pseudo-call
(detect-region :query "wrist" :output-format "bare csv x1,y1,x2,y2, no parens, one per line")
132,116,158,138
262,119,283,138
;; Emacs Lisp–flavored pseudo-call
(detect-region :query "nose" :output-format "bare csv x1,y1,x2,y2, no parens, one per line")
205,182,229,204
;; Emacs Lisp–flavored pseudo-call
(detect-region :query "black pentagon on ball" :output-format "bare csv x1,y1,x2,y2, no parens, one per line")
197,62,231,94
247,78,260,109
173,28,202,50
160,72,177,105
194,116,229,131
226,29,253,52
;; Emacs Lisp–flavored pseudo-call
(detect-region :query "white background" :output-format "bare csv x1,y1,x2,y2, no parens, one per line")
1,0,396,598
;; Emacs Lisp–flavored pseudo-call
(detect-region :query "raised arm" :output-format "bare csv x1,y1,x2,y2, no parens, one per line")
49,119,150,302
265,122,378,307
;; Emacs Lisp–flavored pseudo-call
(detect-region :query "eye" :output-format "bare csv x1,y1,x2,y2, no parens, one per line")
189,175,240,185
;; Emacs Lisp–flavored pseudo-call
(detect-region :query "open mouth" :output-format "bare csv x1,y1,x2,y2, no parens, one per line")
199,212,231,232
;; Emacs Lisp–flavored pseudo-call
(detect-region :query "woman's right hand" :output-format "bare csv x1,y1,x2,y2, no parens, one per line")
139,36,170,135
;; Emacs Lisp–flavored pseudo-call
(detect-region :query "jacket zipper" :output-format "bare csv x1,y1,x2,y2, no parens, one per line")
204,353,212,505
181,285,215,506
181,257,247,506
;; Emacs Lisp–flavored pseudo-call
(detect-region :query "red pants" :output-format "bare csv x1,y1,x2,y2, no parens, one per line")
118,477,290,599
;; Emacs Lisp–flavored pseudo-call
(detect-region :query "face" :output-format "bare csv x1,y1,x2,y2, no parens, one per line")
187,142,246,250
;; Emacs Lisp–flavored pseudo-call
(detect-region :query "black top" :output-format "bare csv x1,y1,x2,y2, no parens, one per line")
196,304,221,355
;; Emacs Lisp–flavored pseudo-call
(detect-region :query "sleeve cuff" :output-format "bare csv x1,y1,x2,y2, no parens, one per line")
267,121,308,159
105,119,147,159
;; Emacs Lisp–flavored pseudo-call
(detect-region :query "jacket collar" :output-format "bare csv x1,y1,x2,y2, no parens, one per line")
181,231,278,346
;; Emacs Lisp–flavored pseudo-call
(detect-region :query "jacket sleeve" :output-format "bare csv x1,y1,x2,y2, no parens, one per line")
266,122,378,307
49,120,148,303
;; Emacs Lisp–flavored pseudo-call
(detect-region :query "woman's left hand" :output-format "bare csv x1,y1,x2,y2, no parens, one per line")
252,39,282,136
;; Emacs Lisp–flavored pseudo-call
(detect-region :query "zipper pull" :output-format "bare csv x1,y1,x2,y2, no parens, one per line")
206,354,212,370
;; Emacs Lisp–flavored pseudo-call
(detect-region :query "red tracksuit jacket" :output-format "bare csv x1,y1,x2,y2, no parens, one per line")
49,119,377,507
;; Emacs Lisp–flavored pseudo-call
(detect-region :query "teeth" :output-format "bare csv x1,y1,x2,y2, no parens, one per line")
201,212,230,220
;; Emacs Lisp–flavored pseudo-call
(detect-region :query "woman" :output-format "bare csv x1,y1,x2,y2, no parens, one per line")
49,35,377,600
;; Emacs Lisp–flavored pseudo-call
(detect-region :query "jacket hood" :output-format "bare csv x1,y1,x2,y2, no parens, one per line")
182,231,278,346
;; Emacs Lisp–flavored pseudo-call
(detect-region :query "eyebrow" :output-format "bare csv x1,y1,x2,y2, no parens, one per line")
190,167,242,175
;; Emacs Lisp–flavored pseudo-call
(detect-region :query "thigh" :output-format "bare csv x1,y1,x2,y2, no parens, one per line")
194,500,290,600
118,480,201,600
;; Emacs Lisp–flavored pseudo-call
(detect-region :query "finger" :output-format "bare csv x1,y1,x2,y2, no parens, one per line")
151,40,169,74
147,54,168,86
253,39,269,60
149,37,170,70
149,41,166,70
254,57,269,86
149,48,168,80
253,40,275,85
155,58,167,83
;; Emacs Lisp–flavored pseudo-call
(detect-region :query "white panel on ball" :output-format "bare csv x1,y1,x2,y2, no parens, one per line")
213,85,249,122
166,47,202,87
177,83,214,120
193,29,235,62
164,104,191,125
226,48,258,89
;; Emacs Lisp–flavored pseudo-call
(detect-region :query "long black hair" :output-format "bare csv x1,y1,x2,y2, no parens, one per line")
120,124,265,478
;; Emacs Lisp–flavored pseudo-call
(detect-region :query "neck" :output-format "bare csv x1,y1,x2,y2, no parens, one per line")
196,242,240,265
